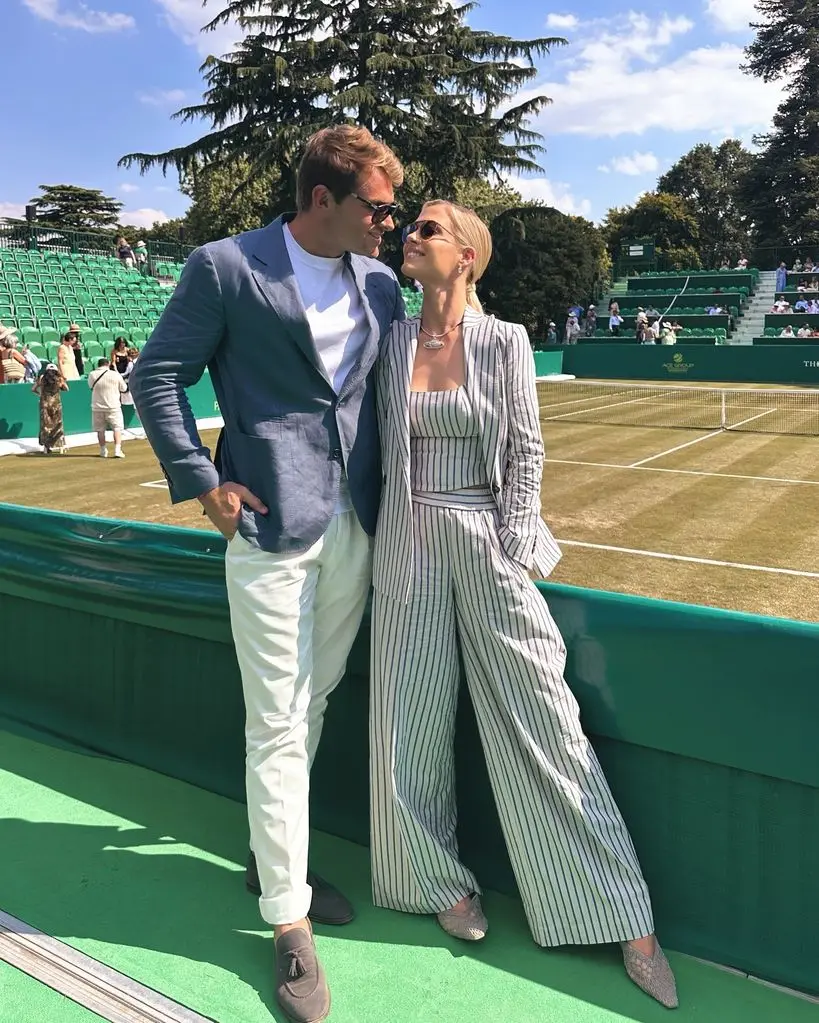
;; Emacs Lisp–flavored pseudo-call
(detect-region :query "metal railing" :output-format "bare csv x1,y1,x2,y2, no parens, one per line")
0,222,194,265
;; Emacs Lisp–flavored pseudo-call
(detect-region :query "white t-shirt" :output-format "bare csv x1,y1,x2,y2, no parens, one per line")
283,225,371,514
88,367,127,411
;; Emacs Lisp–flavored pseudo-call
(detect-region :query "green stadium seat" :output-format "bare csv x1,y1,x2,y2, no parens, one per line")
96,328,113,347
40,327,59,346
84,341,104,361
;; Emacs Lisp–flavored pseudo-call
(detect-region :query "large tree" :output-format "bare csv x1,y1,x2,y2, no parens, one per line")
481,206,607,337
29,185,123,231
741,0,819,252
179,159,280,245
602,192,702,273
119,1,564,209
657,141,754,268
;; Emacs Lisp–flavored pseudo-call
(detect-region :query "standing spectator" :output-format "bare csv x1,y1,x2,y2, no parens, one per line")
0,328,27,383
584,304,597,336
735,256,749,269
57,331,80,381
111,337,130,375
32,363,68,454
115,236,135,269
660,322,677,345
88,357,128,458
775,261,788,293
71,335,84,377
21,343,42,383
609,304,624,336
133,239,148,271
564,314,581,344
120,347,139,413
546,321,557,345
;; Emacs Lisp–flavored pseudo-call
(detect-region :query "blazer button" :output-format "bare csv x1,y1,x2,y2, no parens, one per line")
332,448,343,461
492,483,500,494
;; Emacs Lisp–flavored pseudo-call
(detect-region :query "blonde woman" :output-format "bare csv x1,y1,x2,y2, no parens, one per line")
369,201,678,1010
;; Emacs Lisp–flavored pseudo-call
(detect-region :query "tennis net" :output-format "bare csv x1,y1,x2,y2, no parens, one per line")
536,380,819,436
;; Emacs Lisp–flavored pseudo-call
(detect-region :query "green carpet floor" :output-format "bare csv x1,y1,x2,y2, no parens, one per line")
0,959,106,1023
0,727,816,1023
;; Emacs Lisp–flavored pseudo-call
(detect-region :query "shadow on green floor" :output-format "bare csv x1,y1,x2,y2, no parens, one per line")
0,728,815,1023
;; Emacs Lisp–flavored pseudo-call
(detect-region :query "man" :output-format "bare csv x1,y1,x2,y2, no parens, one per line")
87,357,127,457
130,125,404,1023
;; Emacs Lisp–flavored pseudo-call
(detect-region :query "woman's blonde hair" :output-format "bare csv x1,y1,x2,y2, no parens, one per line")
422,200,492,312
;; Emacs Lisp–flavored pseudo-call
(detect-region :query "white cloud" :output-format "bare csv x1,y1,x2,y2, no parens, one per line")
705,0,758,33
151,0,244,57
138,88,187,106
120,208,170,229
120,183,140,194
504,174,592,218
546,13,579,29
155,185,173,193
513,13,784,138
22,0,134,32
0,202,25,221
598,151,660,175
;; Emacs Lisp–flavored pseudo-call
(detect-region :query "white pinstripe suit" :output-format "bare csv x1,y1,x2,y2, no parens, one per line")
369,309,655,946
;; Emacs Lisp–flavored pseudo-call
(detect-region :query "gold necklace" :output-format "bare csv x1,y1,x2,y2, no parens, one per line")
419,317,464,350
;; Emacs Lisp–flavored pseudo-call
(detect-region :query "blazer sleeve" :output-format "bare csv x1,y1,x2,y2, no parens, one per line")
129,246,224,504
497,321,544,567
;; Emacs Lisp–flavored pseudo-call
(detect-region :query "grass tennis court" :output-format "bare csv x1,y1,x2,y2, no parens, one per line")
2,379,818,623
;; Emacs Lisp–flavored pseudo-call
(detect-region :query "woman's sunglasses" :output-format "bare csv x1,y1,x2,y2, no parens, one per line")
401,219,452,244
353,193,399,225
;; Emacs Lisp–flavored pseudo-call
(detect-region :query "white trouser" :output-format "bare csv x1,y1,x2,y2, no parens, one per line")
225,510,372,925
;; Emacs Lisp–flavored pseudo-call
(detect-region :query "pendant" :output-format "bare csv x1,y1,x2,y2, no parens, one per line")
422,339,445,349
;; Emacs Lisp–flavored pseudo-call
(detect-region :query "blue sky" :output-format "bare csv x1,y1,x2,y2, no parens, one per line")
1,0,781,228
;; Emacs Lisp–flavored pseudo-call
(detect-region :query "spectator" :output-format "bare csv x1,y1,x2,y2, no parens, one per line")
797,279,811,291
584,304,597,336
57,330,80,381
133,239,148,270
88,357,128,458
609,304,624,336
71,335,84,377
794,296,809,312
650,317,661,341
115,236,135,269
32,363,68,454
797,325,813,338
735,256,749,269
660,322,677,345
120,347,139,411
0,326,27,383
775,261,788,293
780,325,796,338
546,321,558,345
111,336,130,375
792,258,803,272
644,303,660,318
808,298,819,314
771,296,790,313
564,314,581,345
21,343,42,383
718,259,730,270
805,257,815,272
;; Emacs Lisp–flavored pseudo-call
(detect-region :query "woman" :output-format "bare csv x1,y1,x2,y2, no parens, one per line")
369,200,678,1010
111,337,130,375
57,332,80,382
32,363,69,454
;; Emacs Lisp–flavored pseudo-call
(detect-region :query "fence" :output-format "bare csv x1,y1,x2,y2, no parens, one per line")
0,223,194,265
0,503,816,995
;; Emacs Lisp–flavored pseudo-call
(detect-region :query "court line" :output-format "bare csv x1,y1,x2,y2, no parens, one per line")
556,539,819,579
546,458,819,487
139,480,169,489
542,395,659,421
627,409,780,467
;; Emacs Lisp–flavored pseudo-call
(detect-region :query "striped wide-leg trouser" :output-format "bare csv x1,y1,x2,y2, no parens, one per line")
370,489,655,947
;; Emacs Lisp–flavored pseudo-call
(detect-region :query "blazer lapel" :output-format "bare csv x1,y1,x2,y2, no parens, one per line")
386,320,416,474
249,217,332,387
338,254,382,401
463,309,502,486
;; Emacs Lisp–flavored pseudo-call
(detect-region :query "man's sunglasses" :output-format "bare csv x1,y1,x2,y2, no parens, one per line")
353,193,399,225
401,219,452,244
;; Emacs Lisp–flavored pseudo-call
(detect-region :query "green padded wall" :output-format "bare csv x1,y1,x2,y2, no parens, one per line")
0,505,817,994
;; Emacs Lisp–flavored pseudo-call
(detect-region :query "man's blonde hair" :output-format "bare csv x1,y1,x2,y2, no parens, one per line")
423,200,492,312
297,125,404,211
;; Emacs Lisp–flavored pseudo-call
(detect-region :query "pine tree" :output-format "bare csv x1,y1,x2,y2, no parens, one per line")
29,185,123,231
119,1,564,209
741,0,819,250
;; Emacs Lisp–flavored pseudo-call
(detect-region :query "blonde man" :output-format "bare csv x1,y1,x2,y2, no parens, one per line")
130,126,404,1023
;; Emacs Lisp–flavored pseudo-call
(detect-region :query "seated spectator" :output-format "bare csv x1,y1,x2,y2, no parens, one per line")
805,257,815,272
707,304,726,315
797,279,811,291
115,236,135,269
718,259,731,270
735,256,749,269
669,319,683,331
797,325,813,338
771,297,790,313
0,326,26,383
794,297,809,312
133,239,148,269
792,259,803,272
779,325,796,338
807,298,819,313
644,303,660,318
